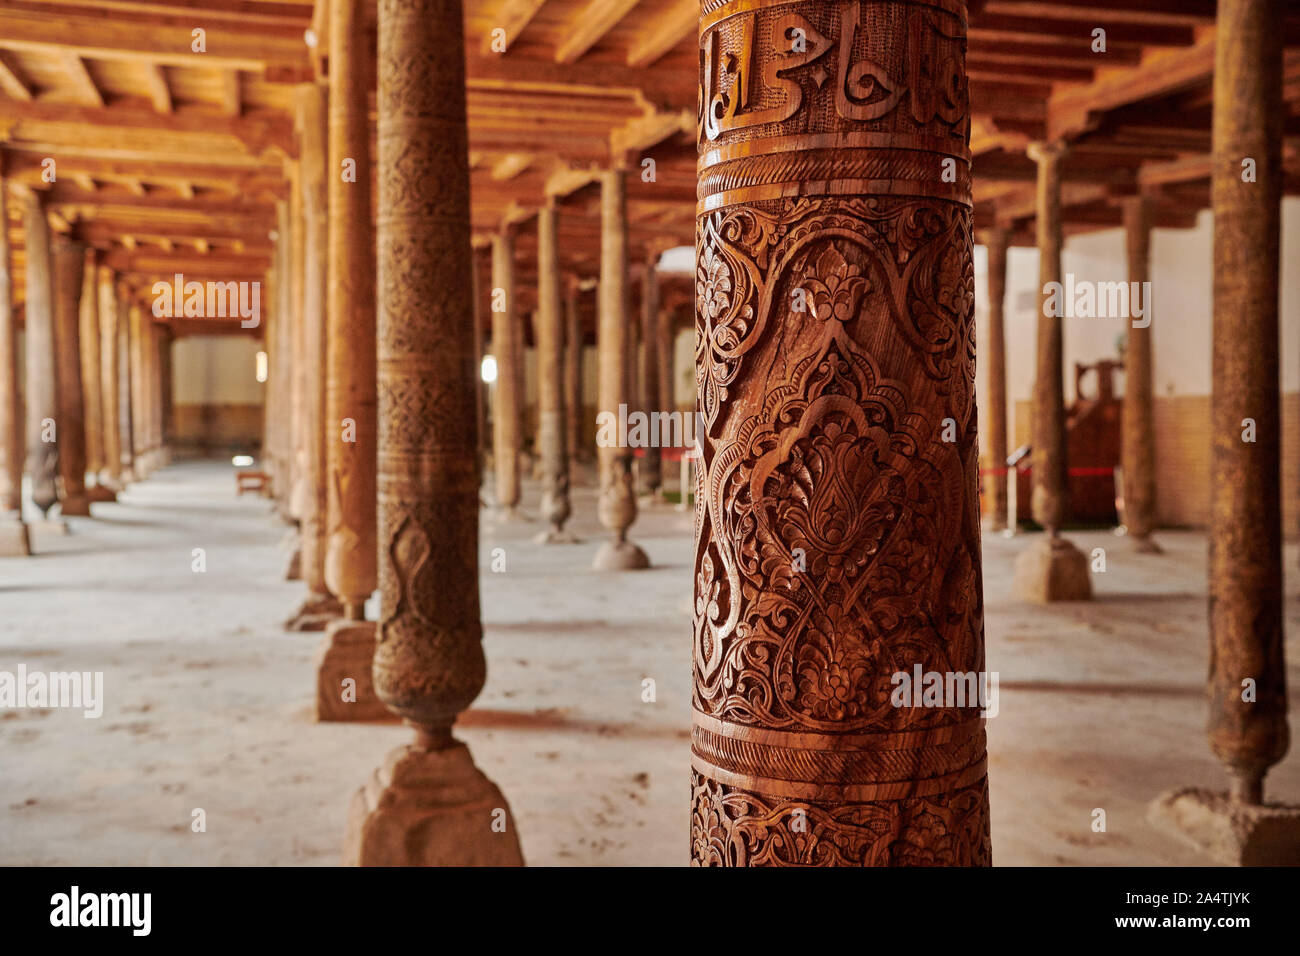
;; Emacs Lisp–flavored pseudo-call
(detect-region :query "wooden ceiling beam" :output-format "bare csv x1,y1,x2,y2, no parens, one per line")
625,0,695,69
61,52,104,107
554,0,641,65
0,51,34,101
481,0,547,54
144,62,173,114
981,0,1215,27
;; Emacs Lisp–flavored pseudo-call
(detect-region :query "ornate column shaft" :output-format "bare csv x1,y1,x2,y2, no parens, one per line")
288,160,308,526
0,177,29,554
1120,196,1159,552
128,303,147,477
23,193,59,518
1012,141,1091,601
535,201,573,541
691,0,988,865
473,246,489,479
324,0,378,621
564,277,583,465
593,167,648,570
1208,0,1286,806
158,326,172,461
640,253,663,496
287,82,341,629
116,289,134,482
490,229,521,516
78,249,110,500
983,227,1008,531
343,0,522,866
273,200,294,514
97,268,121,489
52,236,90,514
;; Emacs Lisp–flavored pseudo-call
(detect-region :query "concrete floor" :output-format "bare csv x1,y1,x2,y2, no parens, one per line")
1,459,1298,866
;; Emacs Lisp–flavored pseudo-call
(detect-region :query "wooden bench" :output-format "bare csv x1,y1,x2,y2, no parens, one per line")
236,470,271,496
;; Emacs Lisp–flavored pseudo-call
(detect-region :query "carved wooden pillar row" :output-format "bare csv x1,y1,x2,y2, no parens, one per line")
593,167,649,570
287,82,341,630
272,200,294,514
128,303,148,478
535,201,573,542
97,268,121,490
490,229,521,516
78,248,110,501
691,0,989,866
983,227,1008,531
343,0,523,866
1120,196,1159,553
1207,0,1286,807
564,277,583,466
288,160,308,530
24,194,59,519
0,177,29,554
640,252,663,497
116,289,134,482
1012,142,1091,602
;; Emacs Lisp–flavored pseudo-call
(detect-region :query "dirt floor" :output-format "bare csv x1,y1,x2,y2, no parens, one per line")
1,459,1298,865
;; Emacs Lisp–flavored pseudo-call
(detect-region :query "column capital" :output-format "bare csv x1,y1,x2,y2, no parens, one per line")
1026,139,1068,165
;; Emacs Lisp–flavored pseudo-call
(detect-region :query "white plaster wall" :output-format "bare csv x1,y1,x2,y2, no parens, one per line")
171,335,264,405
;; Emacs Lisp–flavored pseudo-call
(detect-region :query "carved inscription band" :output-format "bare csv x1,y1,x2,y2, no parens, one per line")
692,0,990,866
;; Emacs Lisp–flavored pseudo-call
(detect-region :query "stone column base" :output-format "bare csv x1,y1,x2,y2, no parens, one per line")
33,518,70,536
284,547,302,581
592,538,650,570
0,520,31,556
1148,787,1300,865
496,506,527,523
343,740,525,866
1132,535,1163,555
284,592,342,632
534,527,580,545
1012,535,1092,602
87,484,117,503
59,495,91,517
314,620,389,722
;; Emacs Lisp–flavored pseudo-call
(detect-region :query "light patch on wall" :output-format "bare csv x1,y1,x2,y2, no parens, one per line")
255,351,268,383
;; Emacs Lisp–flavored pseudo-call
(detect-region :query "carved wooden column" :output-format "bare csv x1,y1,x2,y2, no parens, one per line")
272,200,294,516
128,303,148,479
472,246,489,481
158,325,172,462
52,236,90,514
564,277,583,466
983,227,1008,531
1012,141,1091,602
343,0,523,866
535,200,573,542
286,161,308,576
1208,0,1287,808
640,252,663,497
78,250,112,502
691,0,989,866
287,83,341,630
316,0,383,722
1119,196,1159,553
0,177,29,554
97,268,121,491
23,194,59,522
490,229,521,517
593,167,648,570
116,289,134,483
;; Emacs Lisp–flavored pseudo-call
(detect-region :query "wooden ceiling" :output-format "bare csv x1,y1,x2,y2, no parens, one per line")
1,0,1298,334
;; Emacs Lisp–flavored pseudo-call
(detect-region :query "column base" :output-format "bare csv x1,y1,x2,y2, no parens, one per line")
1012,535,1092,603
592,538,650,571
87,484,117,503
285,592,343,632
1132,535,1163,555
314,620,390,722
0,520,31,556
284,547,302,581
32,518,70,536
1148,787,1300,866
533,527,580,545
343,740,525,866
59,495,92,517
496,506,528,523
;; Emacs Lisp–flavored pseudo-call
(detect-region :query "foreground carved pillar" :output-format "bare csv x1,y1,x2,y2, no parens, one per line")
317,0,383,722
535,201,573,542
640,253,663,497
97,269,121,490
983,227,1009,531
344,0,523,866
52,236,90,515
0,177,29,554
23,194,59,523
1120,196,1159,553
490,229,521,517
691,0,989,865
1012,141,1091,602
564,278,583,466
287,82,342,630
1149,0,1297,866
593,167,648,570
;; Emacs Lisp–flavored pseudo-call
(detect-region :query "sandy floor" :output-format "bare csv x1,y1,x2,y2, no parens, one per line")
1,459,1297,866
